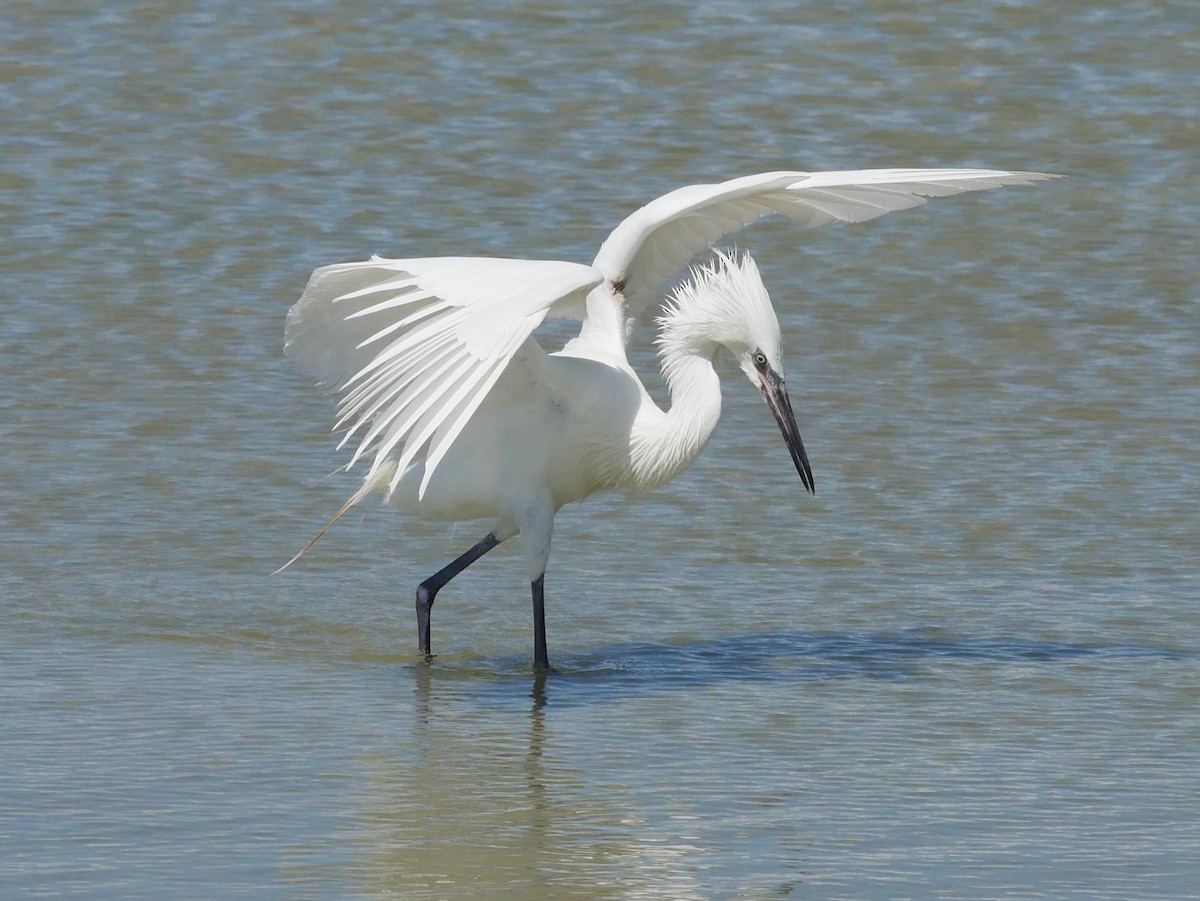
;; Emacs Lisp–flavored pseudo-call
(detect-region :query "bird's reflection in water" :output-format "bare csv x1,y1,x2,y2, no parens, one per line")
411,656,434,723
381,632,1181,898
389,661,633,899
526,670,550,827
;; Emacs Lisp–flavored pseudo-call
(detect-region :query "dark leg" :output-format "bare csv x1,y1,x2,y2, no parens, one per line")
531,574,549,672
416,532,500,657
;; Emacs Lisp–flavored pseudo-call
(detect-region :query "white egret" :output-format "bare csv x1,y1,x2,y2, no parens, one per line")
282,168,1056,670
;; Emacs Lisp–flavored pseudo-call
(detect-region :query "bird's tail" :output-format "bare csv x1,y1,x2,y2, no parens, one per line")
273,467,392,574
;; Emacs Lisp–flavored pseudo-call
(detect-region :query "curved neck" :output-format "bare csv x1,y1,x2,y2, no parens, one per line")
625,333,723,494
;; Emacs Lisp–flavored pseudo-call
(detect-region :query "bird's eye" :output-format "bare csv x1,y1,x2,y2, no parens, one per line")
752,351,768,369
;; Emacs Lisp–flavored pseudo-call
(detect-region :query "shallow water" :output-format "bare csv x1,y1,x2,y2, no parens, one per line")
3,0,1199,897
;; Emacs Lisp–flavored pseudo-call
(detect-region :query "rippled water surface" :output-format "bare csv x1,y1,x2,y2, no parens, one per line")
3,1,1198,897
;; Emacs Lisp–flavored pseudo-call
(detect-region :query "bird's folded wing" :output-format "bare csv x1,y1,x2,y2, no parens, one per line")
592,168,1058,324
285,255,601,497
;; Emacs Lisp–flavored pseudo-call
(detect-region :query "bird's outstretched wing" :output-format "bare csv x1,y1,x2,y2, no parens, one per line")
591,168,1059,327
285,255,601,497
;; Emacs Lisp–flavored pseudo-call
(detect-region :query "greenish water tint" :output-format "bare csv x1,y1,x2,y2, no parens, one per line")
3,0,1198,897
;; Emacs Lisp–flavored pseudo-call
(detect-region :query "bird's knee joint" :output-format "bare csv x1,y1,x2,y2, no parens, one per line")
416,584,435,609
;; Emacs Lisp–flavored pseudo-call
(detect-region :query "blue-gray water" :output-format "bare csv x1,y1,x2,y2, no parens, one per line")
3,1,1198,898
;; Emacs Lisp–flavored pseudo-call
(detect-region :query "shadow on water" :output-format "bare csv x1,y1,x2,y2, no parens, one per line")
410,628,1191,709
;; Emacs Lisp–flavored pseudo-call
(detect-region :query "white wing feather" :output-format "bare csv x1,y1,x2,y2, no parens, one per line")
287,168,1057,499
592,168,1059,322
285,256,600,497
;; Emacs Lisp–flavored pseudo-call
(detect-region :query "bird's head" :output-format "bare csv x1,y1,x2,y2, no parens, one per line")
661,251,815,494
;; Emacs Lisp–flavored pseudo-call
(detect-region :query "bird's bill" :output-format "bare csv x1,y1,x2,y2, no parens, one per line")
759,368,815,495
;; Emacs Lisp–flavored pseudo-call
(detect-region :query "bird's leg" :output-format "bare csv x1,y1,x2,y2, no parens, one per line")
517,492,556,674
416,532,500,658
531,574,549,672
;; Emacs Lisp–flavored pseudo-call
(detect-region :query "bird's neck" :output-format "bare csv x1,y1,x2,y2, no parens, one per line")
625,333,722,494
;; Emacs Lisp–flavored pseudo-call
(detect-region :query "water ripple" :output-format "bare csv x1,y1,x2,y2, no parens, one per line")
428,629,1191,706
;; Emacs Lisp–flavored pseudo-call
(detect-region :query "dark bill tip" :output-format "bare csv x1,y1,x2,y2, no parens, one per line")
760,368,815,495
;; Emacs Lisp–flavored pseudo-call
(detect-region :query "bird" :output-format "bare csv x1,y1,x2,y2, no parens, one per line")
280,168,1057,671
